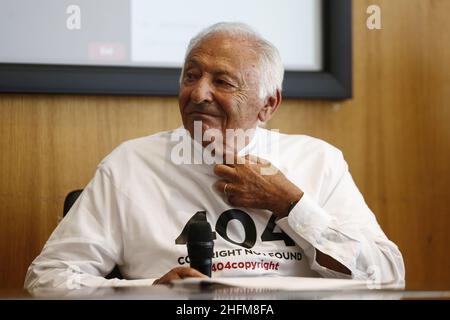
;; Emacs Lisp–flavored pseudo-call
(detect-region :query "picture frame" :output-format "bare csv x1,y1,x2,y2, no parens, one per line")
0,0,352,99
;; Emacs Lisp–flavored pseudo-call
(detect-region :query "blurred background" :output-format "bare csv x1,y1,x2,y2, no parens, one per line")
0,0,449,290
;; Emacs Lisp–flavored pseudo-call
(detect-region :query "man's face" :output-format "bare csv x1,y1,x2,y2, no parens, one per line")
179,34,266,142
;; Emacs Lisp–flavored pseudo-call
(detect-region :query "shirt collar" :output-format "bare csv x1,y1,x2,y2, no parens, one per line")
179,126,264,163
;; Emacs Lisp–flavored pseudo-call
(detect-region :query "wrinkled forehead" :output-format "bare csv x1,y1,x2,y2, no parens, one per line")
185,34,261,77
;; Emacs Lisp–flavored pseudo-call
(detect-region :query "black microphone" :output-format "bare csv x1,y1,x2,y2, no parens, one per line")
186,221,215,277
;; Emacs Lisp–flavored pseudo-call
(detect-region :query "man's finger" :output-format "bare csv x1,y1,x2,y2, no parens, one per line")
214,164,237,179
153,267,206,285
243,154,259,165
175,267,207,279
256,156,270,165
245,154,270,165
214,180,234,195
222,151,239,167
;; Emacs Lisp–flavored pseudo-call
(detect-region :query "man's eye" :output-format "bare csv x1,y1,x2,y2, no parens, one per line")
216,79,233,87
184,72,196,82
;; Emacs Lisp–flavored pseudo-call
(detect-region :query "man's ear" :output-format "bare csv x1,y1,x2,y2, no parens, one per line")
258,89,282,122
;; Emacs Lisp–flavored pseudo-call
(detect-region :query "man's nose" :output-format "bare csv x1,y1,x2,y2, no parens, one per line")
190,78,213,104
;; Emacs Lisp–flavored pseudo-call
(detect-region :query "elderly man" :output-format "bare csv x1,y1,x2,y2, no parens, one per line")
25,22,404,290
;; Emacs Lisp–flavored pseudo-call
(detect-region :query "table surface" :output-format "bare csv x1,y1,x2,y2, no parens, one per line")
2,286,450,300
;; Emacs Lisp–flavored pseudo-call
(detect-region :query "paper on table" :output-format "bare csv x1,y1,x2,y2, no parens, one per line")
171,276,380,291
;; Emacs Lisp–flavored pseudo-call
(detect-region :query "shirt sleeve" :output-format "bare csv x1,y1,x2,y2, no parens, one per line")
24,167,156,291
276,153,405,287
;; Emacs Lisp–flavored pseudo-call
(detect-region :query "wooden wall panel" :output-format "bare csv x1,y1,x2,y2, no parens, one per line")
0,95,182,288
270,0,450,289
0,0,449,289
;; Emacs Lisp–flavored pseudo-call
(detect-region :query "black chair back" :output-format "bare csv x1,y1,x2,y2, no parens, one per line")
63,189,83,216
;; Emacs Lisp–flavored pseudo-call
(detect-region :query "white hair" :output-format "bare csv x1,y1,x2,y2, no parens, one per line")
180,22,284,100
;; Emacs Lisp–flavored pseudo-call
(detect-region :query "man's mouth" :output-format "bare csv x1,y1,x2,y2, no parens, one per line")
188,111,221,118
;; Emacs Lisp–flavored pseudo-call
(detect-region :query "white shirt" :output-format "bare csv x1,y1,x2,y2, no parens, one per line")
24,127,405,290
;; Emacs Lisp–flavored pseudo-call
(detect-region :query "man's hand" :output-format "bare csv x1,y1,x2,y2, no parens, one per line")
153,267,207,285
214,154,304,219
